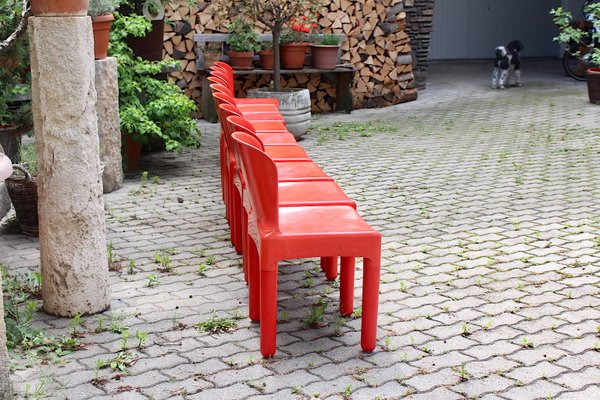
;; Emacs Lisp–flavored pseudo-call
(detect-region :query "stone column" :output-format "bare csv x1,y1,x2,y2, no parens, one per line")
95,57,122,193
0,280,11,398
29,16,110,316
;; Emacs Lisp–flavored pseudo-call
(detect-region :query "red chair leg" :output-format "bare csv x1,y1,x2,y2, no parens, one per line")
260,265,278,358
339,257,355,316
361,255,380,353
231,186,243,254
242,208,249,283
321,256,338,281
248,238,260,321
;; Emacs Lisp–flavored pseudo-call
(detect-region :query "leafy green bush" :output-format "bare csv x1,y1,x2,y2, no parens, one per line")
318,34,339,46
551,3,600,65
109,13,201,153
226,16,260,52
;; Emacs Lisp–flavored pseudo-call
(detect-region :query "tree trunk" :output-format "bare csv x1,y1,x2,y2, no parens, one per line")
272,26,282,92
29,16,111,317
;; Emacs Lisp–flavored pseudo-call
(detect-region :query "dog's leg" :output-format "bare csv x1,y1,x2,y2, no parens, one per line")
514,70,522,87
492,67,499,89
499,69,508,89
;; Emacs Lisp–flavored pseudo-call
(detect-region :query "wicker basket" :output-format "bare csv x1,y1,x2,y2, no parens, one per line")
587,68,600,105
5,165,38,236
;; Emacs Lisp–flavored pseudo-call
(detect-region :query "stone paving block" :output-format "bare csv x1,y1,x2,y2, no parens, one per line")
556,385,600,400
502,380,564,400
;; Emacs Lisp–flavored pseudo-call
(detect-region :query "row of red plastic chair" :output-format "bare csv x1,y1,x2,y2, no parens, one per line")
208,61,381,358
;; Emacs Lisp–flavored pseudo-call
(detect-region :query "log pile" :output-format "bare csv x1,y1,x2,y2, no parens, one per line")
163,0,418,114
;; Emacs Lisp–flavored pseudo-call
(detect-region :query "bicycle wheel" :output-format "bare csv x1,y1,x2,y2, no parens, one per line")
563,51,590,81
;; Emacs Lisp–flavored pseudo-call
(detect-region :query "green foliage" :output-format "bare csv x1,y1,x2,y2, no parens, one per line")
0,0,31,128
2,267,83,366
109,13,201,153
226,16,260,52
18,143,37,175
88,0,121,18
551,3,600,65
318,34,340,46
195,310,237,333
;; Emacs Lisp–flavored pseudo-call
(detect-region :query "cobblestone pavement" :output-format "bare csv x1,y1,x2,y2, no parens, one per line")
2,59,600,399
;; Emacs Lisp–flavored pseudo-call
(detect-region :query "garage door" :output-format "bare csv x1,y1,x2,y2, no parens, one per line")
429,0,564,60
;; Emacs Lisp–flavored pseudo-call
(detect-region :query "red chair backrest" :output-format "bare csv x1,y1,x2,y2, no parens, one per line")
225,115,265,151
214,61,234,76
232,131,279,233
211,69,234,89
207,75,229,90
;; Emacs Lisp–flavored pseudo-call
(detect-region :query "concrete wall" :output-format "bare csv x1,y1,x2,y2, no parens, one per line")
429,0,562,60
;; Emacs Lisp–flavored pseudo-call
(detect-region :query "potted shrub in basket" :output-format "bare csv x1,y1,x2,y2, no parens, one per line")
551,3,600,104
310,33,340,69
226,16,260,70
88,0,121,60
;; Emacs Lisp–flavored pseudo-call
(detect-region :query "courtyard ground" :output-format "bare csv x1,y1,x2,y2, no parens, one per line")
2,58,600,399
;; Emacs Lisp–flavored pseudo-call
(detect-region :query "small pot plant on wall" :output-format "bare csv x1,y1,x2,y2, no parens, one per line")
88,0,120,60
551,2,600,104
310,33,340,69
226,16,260,70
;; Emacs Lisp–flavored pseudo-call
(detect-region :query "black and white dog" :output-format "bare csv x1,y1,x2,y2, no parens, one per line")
492,40,524,89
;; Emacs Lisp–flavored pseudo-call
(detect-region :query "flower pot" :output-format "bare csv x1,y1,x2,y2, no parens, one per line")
258,50,275,69
228,51,254,70
122,133,142,172
587,68,600,104
247,88,311,139
92,14,114,60
310,44,339,69
280,42,308,69
31,0,88,16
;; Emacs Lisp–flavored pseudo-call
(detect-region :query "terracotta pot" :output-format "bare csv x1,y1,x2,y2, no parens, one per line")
31,0,88,16
310,44,339,69
587,68,600,105
92,14,114,60
228,51,254,70
0,125,21,164
122,133,142,172
280,42,308,69
258,50,275,69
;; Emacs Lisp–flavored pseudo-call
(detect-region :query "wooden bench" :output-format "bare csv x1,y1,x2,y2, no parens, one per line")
193,33,355,123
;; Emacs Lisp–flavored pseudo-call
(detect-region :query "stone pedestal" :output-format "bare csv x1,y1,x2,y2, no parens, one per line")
29,16,110,316
95,57,122,193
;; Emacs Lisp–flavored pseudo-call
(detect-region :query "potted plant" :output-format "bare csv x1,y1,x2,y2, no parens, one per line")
310,33,340,69
551,3,600,104
110,12,201,171
258,41,274,70
88,0,120,60
280,15,313,69
226,16,260,70
5,143,38,236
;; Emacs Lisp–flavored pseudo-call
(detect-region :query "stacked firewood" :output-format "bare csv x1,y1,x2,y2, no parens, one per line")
163,0,417,113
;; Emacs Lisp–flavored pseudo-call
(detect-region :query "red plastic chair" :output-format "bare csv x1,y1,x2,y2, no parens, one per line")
231,131,381,358
209,67,279,108
225,123,355,283
210,84,284,121
218,106,332,251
